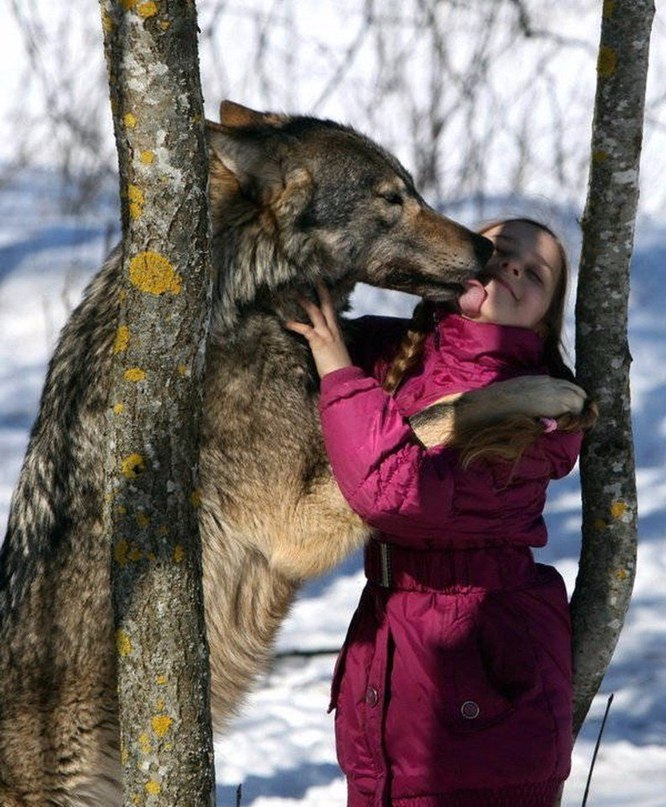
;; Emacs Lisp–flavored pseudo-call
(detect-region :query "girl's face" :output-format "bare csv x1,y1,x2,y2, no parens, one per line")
460,221,562,331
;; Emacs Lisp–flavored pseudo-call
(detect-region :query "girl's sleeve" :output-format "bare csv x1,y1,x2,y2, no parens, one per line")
488,426,583,489
542,429,583,479
318,366,457,537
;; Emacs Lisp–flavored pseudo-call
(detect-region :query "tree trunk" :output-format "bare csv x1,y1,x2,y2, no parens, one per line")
99,2,216,804
571,0,654,739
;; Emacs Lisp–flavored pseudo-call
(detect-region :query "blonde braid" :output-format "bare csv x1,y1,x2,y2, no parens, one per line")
382,301,436,394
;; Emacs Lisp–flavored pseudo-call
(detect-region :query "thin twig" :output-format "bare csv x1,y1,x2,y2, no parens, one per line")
274,647,340,660
582,693,614,807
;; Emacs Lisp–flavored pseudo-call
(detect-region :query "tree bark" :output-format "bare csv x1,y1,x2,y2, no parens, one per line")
99,2,215,804
571,0,654,739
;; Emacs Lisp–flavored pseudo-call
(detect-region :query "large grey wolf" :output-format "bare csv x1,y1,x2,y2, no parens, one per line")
0,102,583,806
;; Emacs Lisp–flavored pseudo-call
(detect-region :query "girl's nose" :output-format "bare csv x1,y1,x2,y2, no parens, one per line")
501,259,522,276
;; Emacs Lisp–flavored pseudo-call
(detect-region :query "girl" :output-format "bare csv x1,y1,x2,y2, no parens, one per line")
286,218,595,807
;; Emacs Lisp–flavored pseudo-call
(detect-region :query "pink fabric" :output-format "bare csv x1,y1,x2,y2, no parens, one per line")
320,315,582,549
319,312,582,807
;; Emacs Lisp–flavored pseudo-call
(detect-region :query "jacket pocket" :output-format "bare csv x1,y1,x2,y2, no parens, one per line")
445,601,539,731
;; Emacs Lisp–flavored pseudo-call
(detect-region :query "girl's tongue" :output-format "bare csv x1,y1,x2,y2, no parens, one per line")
458,279,487,318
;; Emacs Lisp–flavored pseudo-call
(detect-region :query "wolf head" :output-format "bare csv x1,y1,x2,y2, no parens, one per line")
207,101,491,321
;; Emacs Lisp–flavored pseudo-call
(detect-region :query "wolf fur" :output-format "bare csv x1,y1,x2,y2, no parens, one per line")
0,102,583,806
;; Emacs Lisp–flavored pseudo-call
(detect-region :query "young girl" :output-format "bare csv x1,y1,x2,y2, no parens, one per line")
286,218,595,807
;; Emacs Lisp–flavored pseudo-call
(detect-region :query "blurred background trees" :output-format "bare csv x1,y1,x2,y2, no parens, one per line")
3,0,665,220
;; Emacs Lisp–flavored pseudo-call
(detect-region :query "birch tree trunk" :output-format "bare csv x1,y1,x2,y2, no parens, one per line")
570,0,654,739
99,1,215,804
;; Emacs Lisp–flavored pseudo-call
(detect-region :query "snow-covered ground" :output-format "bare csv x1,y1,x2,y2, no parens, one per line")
1,168,665,806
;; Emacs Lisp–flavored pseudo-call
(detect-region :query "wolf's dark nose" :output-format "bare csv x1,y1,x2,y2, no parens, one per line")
473,233,494,267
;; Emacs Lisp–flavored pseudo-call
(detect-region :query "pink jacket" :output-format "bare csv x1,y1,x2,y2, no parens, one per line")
320,313,582,807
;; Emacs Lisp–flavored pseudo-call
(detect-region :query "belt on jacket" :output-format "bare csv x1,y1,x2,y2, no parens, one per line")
364,539,539,593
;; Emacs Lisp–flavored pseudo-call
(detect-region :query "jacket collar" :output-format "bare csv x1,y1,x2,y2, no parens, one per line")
432,310,546,370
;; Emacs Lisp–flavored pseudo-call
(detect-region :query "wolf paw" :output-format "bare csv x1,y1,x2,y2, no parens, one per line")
497,375,587,417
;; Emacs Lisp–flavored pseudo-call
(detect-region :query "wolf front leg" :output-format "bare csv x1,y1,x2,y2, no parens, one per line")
267,476,372,582
410,375,588,448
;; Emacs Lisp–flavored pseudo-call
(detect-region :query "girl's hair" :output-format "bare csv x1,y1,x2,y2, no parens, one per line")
513,218,571,382
381,217,596,466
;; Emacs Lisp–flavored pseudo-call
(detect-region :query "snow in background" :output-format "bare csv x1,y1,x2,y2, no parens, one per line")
2,1,666,217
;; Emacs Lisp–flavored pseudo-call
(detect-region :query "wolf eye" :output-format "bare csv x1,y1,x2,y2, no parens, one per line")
379,191,404,206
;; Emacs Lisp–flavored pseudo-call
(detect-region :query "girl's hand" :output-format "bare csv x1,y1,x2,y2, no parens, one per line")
285,282,353,378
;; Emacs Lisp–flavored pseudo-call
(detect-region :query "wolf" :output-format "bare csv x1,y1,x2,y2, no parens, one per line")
0,101,584,805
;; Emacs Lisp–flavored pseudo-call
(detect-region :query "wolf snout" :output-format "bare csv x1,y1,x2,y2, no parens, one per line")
473,233,494,269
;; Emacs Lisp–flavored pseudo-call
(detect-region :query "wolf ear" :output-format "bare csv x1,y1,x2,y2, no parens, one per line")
218,100,287,129
206,119,284,198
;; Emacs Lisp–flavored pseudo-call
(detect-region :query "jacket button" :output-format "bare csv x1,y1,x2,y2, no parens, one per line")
460,700,480,720
366,686,379,707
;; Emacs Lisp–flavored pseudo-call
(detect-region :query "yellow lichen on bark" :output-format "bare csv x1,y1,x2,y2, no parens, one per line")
101,9,114,33
115,540,130,566
173,544,185,563
138,2,158,18
116,629,132,657
151,715,173,737
611,500,628,519
124,112,138,129
139,150,155,165
124,367,147,382
113,325,131,354
598,46,617,78
136,511,150,529
139,732,152,754
113,402,125,414
121,453,146,478
114,539,144,565
128,185,145,220
145,780,161,795
129,252,183,296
